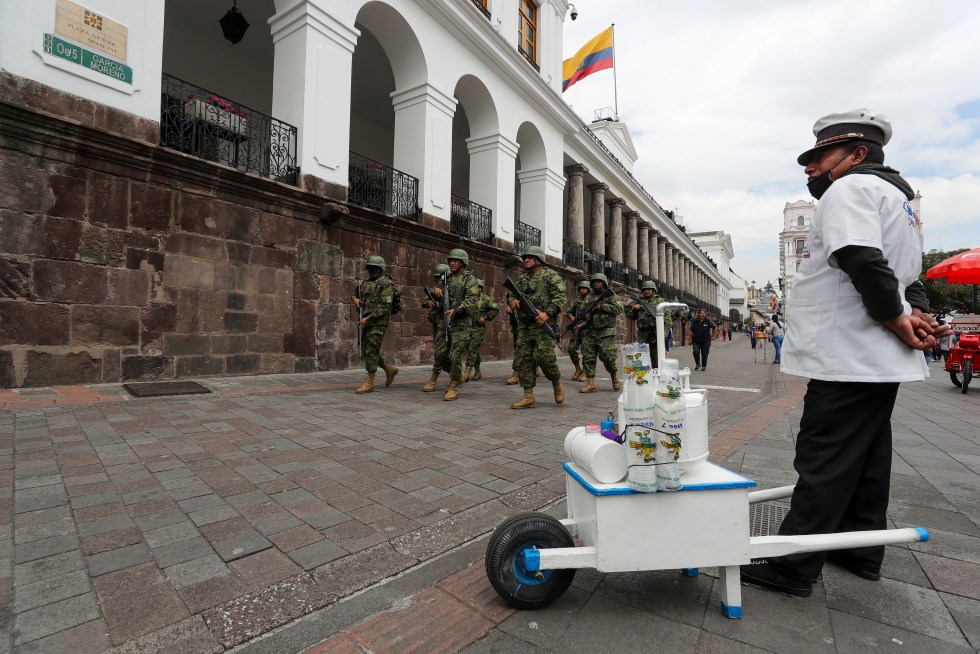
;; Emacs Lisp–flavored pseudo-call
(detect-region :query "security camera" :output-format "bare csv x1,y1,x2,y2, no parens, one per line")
569,4,578,20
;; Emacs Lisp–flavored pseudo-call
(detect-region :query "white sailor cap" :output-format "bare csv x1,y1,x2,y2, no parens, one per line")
797,108,892,165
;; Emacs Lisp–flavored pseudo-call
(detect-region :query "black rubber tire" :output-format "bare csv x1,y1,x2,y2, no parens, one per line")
951,371,962,388
963,359,972,395
485,512,576,610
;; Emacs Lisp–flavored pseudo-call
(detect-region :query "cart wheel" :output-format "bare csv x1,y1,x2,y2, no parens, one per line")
950,371,962,388
963,359,972,395
485,512,576,610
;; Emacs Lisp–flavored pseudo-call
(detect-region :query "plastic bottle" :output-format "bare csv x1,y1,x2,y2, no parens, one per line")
653,359,684,491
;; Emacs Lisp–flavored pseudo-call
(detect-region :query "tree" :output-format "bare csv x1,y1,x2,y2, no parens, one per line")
919,249,975,319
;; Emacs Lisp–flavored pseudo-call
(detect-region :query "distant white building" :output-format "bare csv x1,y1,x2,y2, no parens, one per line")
689,230,735,319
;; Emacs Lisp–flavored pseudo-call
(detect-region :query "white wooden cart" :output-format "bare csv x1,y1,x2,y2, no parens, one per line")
485,303,930,617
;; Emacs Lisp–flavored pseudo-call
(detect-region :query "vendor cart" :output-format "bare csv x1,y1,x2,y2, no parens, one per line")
946,314,980,394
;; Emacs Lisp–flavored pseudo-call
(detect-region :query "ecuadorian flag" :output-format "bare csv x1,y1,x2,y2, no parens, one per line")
562,26,614,92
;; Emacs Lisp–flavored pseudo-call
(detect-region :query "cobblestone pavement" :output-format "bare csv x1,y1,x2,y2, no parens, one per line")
2,336,979,653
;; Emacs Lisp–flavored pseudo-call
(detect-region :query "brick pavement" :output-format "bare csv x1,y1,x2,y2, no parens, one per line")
4,335,978,652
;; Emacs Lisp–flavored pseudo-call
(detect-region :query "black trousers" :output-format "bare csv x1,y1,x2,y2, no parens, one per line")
773,379,899,581
692,340,711,367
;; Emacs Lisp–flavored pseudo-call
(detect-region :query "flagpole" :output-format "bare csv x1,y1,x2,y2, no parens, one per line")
611,23,619,121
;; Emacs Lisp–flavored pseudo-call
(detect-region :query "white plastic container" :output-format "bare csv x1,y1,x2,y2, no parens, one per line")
617,384,709,472
564,426,628,484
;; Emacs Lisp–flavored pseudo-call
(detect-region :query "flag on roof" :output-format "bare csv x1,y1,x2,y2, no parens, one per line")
562,26,614,92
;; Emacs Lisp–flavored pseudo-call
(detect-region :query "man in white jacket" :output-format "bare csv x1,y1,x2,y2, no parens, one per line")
741,109,949,597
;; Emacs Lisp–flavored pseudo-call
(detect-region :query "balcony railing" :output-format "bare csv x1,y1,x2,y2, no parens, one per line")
515,221,541,254
563,239,584,270
348,151,420,221
469,0,491,19
450,194,492,243
583,247,605,275
625,266,640,290
160,74,298,184
518,46,540,72
660,283,681,302
605,260,626,285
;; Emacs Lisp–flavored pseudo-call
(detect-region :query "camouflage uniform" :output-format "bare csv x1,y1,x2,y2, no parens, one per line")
580,288,624,380
465,291,499,370
428,299,450,374
356,275,395,374
436,271,479,381
507,267,566,388
565,293,590,370
626,294,672,368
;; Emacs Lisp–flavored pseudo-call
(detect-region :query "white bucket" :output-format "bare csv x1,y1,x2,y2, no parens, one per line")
563,426,628,484
617,386,709,472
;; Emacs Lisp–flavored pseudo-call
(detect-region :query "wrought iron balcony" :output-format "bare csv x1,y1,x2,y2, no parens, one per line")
660,283,680,302
563,239,584,270
515,221,541,254
518,46,540,72
604,260,626,284
450,194,492,243
583,247,605,275
160,74,298,184
469,0,491,19
625,267,640,290
348,151,420,221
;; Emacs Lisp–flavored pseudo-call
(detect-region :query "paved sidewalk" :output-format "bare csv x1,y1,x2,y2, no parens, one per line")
2,336,979,653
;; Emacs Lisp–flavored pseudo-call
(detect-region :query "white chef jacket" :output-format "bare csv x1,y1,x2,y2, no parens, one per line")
781,174,928,382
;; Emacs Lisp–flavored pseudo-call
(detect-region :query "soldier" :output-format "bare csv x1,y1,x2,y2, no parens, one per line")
422,264,451,392
506,246,566,409
565,280,591,381
463,280,499,382
579,272,624,393
432,248,479,401
626,280,672,369
352,256,399,393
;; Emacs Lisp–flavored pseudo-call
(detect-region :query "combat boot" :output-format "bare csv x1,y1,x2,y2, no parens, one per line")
612,377,622,391
444,379,461,401
472,366,482,380
580,378,597,393
463,367,473,383
511,389,536,409
381,362,399,387
553,379,565,404
422,372,440,392
355,372,375,394
505,371,520,385
572,365,585,382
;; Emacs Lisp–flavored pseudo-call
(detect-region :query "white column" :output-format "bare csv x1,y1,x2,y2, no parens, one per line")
638,221,649,277
392,83,457,220
518,166,567,259
624,210,638,269
467,134,519,241
270,2,358,188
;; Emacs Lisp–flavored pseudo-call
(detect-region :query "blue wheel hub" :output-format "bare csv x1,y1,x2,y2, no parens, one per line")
514,543,551,585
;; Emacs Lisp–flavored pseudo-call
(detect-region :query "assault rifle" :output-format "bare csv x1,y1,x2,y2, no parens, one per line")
354,284,364,360
502,278,563,351
561,288,613,337
627,292,658,323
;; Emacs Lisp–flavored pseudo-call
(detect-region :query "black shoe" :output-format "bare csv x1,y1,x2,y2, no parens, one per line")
826,553,881,581
701,367,706,371
740,562,812,597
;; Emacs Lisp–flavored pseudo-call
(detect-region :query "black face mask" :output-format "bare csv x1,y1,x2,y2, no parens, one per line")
367,266,382,280
806,149,856,199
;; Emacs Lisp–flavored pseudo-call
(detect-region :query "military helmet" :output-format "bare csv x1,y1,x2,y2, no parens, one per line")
521,245,546,263
590,273,609,285
641,280,658,291
432,263,450,279
447,248,469,266
365,255,386,272
577,280,590,290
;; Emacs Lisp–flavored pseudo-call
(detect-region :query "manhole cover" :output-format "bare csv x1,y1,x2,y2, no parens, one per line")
122,381,212,397
749,502,789,537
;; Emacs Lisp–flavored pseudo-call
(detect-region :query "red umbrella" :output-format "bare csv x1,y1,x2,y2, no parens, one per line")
926,247,980,284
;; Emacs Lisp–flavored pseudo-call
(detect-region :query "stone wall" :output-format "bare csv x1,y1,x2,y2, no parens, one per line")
0,75,545,388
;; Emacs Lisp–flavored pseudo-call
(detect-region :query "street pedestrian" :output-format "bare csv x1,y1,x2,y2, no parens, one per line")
565,280,591,381
579,273,623,393
422,264,451,392
353,256,399,393
463,279,499,382
769,314,785,364
741,108,948,597
507,246,566,409
626,280,671,369
689,309,717,371
432,248,479,401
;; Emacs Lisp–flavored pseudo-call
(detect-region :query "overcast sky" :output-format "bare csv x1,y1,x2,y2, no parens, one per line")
561,0,980,288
